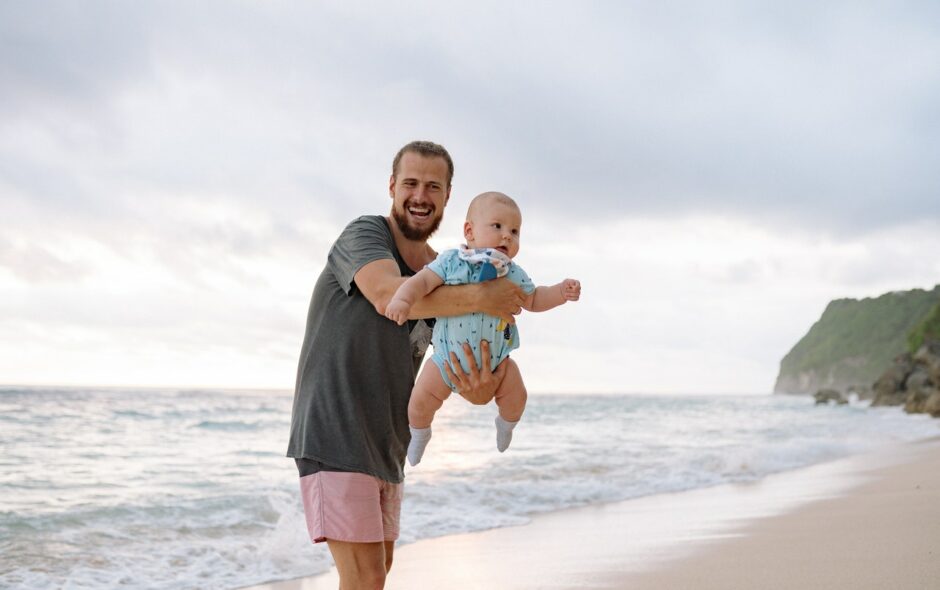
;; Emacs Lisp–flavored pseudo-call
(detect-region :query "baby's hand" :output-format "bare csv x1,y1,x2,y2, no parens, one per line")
385,299,411,325
561,279,581,302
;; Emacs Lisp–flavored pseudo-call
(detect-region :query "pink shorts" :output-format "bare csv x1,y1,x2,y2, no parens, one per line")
298,471,403,544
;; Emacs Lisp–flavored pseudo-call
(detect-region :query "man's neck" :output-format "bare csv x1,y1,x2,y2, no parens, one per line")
386,215,435,272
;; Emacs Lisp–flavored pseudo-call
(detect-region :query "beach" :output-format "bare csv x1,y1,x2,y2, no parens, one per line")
244,437,940,590
5,389,939,588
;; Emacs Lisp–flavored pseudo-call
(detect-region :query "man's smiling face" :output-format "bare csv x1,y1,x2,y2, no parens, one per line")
389,152,451,241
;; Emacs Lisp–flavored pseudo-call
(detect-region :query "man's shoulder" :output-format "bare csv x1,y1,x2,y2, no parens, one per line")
343,214,388,232
356,214,387,224
327,215,397,286
334,215,392,245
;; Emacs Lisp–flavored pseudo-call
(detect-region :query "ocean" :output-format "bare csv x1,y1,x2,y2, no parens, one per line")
1,386,937,589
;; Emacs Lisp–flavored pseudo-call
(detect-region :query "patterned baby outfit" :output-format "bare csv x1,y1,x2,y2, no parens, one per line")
426,246,536,391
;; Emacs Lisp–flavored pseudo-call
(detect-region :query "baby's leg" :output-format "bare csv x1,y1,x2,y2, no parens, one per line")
408,363,453,428
493,358,527,452
406,363,453,466
494,357,527,422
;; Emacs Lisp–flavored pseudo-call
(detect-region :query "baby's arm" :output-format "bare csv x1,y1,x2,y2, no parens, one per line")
385,268,446,325
522,279,581,313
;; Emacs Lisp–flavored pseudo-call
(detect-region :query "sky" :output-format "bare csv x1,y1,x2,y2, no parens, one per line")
2,1,939,394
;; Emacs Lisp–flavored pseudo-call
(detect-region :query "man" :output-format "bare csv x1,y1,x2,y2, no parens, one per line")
287,140,525,589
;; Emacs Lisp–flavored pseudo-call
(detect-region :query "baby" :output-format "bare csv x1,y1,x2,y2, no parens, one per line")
385,191,580,465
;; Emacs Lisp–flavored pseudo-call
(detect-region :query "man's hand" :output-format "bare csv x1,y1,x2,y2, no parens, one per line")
384,299,411,325
477,279,526,325
443,340,504,405
561,279,581,301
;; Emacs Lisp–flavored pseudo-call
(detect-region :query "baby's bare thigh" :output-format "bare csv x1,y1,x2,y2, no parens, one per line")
495,358,526,396
413,362,453,403
493,358,527,419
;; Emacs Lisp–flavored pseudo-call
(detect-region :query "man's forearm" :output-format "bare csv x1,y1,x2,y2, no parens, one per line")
408,283,481,320
394,269,440,307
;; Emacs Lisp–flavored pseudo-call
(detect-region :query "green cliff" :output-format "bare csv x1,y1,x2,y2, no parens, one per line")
774,284,940,395
908,300,940,353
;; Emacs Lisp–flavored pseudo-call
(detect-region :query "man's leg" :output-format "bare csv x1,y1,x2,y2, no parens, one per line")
384,540,395,576
493,358,526,451
326,540,390,590
407,363,453,465
298,472,402,590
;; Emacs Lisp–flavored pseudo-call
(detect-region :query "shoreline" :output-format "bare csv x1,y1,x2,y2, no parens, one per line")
243,436,940,589
618,435,940,589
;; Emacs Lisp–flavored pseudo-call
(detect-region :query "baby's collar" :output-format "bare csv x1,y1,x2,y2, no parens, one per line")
457,245,513,271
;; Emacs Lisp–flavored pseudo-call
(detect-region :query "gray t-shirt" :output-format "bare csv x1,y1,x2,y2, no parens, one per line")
286,215,433,483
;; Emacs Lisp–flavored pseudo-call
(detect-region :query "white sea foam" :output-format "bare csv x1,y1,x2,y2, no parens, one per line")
0,388,937,589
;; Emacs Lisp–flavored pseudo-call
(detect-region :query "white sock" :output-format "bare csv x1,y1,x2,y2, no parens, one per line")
495,416,519,453
407,426,432,466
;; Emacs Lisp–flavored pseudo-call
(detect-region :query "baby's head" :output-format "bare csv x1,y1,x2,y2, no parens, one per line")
463,191,522,259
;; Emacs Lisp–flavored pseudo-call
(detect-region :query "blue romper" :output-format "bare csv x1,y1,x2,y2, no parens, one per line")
427,247,536,391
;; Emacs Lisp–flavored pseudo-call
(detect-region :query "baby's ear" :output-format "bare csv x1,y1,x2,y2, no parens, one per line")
463,221,474,242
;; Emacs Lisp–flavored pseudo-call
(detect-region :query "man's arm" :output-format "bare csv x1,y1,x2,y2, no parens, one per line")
354,259,526,325
354,259,527,405
412,277,525,324
385,268,445,325
353,259,408,315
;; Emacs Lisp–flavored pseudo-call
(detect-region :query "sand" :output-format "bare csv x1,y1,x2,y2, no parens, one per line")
244,438,940,590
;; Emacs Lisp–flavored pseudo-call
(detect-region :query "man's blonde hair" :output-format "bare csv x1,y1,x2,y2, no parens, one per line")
391,140,454,187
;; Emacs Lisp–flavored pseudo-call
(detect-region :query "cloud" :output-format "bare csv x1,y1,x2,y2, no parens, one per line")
449,3,940,231
2,1,939,390
0,237,92,283
4,1,939,235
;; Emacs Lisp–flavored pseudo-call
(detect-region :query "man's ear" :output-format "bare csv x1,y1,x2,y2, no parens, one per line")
388,175,396,198
463,220,473,242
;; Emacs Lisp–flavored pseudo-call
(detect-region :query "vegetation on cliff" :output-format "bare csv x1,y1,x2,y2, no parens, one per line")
908,300,940,353
775,284,940,394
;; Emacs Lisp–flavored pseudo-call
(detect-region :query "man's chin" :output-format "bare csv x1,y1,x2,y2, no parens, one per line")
393,211,442,241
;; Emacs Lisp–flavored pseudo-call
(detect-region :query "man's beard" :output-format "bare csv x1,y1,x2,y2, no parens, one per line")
392,205,443,241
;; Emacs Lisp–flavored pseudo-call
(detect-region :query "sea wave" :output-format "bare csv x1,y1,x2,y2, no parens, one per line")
1,389,937,589
192,420,268,431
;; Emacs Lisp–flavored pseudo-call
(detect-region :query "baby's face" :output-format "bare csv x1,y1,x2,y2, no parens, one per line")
465,201,522,259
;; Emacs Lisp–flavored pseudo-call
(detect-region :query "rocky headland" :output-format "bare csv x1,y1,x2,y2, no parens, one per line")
777,284,940,419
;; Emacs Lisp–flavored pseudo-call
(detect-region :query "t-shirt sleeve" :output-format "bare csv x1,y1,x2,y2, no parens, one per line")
426,249,457,282
508,264,536,294
328,216,395,294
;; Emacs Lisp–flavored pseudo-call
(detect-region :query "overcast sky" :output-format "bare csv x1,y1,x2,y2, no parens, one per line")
2,1,939,393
